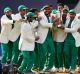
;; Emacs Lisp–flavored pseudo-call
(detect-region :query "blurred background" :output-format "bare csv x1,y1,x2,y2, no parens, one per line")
0,0,79,18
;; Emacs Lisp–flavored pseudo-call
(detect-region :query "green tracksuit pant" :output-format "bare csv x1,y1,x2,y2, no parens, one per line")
18,51,35,73
54,42,64,68
1,41,13,64
33,42,40,69
38,30,55,70
1,38,20,65
64,33,77,70
17,52,23,67
12,37,20,65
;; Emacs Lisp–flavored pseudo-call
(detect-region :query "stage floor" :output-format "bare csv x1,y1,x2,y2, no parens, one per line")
34,71,80,74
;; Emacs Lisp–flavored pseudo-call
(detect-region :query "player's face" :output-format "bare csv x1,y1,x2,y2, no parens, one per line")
44,8,51,15
69,13,76,19
5,11,12,15
19,9,27,15
58,5,63,11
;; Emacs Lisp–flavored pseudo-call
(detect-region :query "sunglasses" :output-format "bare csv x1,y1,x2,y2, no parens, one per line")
22,9,26,11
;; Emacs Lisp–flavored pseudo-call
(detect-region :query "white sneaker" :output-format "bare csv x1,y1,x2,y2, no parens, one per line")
70,70,75,74
75,67,79,71
76,67,80,72
50,67,58,72
58,67,63,72
39,70,44,73
65,69,70,73
62,67,66,72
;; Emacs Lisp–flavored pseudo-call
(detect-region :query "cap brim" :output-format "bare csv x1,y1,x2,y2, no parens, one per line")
24,7,28,10
33,15,37,17
5,10,12,12
69,12,75,14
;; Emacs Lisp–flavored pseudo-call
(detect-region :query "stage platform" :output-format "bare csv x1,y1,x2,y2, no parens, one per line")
34,71,80,74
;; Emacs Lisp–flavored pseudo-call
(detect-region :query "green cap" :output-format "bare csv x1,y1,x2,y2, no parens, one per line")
51,9,57,14
4,7,12,13
27,12,37,17
63,8,69,11
42,5,51,10
18,5,27,11
69,9,76,14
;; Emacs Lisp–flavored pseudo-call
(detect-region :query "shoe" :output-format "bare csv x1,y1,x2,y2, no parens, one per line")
58,67,63,73
65,69,70,73
39,70,45,73
32,67,39,72
76,67,80,73
70,70,75,74
49,67,58,73
62,67,66,72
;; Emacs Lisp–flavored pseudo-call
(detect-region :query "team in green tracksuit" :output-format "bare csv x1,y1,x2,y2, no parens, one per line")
18,12,38,73
64,33,77,72
0,7,15,64
51,8,68,71
11,5,27,66
11,37,20,65
1,6,27,72
39,29,55,71
36,5,55,72
33,42,40,71
59,10,80,73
